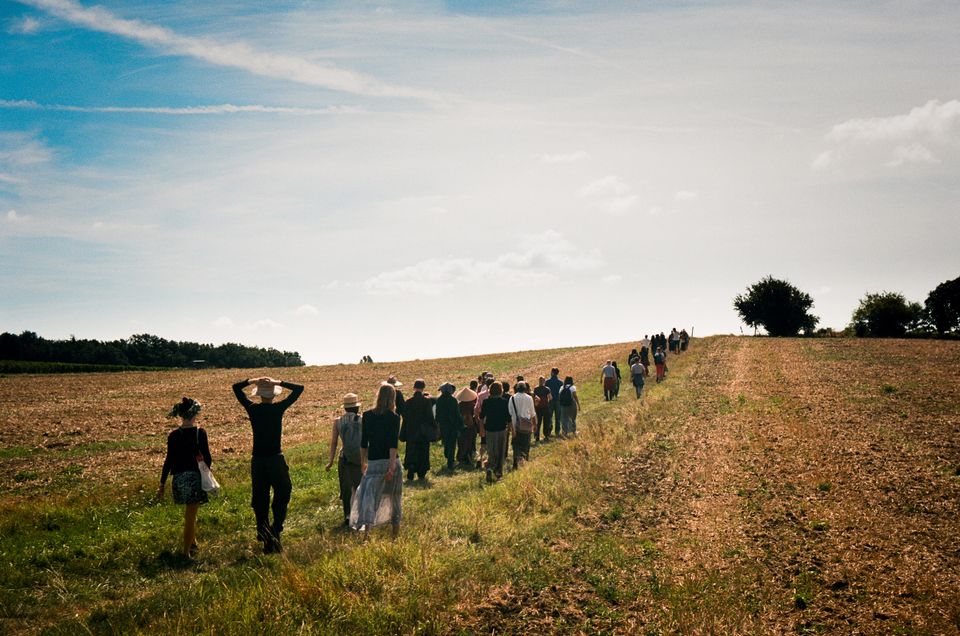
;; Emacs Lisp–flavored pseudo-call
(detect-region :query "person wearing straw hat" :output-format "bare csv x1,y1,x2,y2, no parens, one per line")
232,376,304,554
436,382,463,472
455,382,479,466
326,393,364,527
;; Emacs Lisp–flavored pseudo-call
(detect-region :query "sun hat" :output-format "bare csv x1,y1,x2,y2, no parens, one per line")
342,393,361,408
385,375,403,387
439,382,456,395
413,379,426,390
455,387,478,402
251,383,282,397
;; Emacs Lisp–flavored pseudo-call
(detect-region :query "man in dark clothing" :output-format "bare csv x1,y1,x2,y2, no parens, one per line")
399,379,436,481
436,382,463,471
386,376,405,418
232,376,304,554
533,376,553,442
544,368,564,438
479,382,511,482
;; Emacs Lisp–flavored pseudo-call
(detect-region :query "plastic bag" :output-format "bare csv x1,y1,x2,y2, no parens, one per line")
198,460,221,497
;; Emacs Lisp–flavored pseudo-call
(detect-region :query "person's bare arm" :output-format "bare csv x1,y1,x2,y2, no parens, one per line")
326,420,339,470
386,448,397,481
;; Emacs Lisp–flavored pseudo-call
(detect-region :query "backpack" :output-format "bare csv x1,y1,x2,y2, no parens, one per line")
339,414,363,465
558,386,574,406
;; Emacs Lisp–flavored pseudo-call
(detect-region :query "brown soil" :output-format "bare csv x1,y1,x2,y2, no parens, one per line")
0,343,626,500
457,337,960,635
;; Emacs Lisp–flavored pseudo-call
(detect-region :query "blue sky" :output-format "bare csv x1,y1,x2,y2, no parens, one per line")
1,0,958,364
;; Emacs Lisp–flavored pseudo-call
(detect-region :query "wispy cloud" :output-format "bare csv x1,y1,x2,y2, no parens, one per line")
885,143,939,167
18,0,442,102
212,316,284,329
364,231,602,296
0,99,363,116
7,15,41,34
6,209,28,222
293,304,319,316
537,151,590,164
675,190,698,201
578,175,639,215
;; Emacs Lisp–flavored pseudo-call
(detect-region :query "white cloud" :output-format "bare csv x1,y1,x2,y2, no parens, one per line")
537,151,590,163
364,230,602,296
827,100,960,144
294,304,319,316
6,209,28,222
251,319,283,329
0,99,361,116
675,190,698,201
7,15,41,34
21,0,441,102
578,175,640,215
817,99,960,169
578,175,631,198
602,274,622,285
213,316,235,328
0,134,53,167
811,150,835,171
885,143,939,167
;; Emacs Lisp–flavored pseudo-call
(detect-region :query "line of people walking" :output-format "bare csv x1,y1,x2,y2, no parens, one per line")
156,334,691,557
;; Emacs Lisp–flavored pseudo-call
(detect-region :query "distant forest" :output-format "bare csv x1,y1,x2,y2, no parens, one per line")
0,331,305,369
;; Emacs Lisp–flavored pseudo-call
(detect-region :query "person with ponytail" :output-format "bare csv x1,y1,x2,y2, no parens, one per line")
157,397,212,559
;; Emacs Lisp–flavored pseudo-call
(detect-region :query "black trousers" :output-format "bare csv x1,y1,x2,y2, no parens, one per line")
536,408,552,439
251,454,292,540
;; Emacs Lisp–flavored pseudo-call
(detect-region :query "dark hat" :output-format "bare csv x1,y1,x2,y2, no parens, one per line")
413,378,426,390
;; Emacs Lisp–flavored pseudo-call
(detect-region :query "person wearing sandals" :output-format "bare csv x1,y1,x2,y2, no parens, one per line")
232,376,304,554
351,383,403,538
326,393,364,528
157,397,211,559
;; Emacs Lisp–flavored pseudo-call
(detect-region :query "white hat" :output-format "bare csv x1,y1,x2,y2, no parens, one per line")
251,383,282,397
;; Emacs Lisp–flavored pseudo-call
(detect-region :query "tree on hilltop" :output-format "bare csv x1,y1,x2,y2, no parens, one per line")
850,292,924,337
925,276,960,335
733,276,818,336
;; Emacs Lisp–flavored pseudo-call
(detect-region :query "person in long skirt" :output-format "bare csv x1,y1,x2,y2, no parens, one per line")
455,383,479,466
157,397,211,559
351,383,402,538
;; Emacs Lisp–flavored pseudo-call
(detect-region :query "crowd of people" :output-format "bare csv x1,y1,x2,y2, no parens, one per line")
156,334,690,557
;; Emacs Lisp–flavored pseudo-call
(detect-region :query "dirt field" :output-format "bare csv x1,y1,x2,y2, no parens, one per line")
0,343,622,500
459,337,960,634
2,337,958,635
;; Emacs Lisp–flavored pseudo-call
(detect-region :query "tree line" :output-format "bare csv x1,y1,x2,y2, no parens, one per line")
0,331,305,368
734,275,960,338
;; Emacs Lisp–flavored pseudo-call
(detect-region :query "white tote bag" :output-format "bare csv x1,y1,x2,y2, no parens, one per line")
195,428,221,497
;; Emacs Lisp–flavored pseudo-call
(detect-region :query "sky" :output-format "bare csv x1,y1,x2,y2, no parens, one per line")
1,0,958,365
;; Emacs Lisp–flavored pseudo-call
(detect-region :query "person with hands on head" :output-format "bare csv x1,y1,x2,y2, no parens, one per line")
326,393,364,528
157,397,211,559
232,375,304,554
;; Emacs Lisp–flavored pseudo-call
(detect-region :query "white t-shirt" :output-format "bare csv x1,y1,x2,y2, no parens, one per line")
601,365,617,378
508,392,536,427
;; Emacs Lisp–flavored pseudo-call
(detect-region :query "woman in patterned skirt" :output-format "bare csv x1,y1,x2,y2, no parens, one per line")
157,397,212,559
